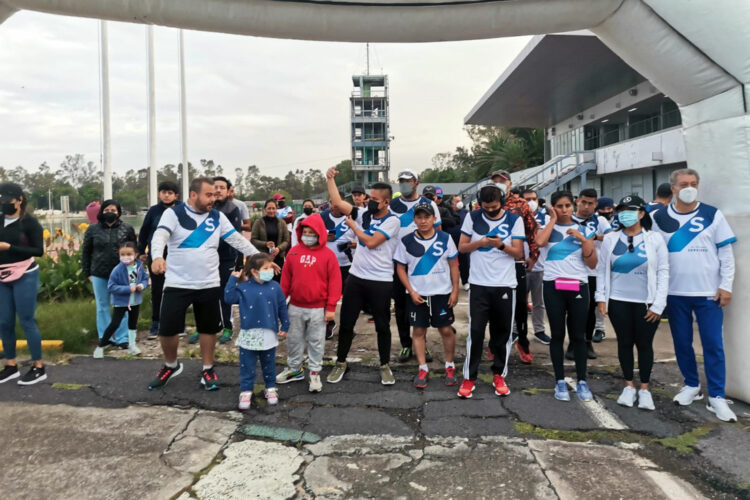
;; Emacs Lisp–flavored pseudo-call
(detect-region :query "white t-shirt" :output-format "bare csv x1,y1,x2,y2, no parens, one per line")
541,223,596,282
321,209,356,267
349,208,401,282
652,203,737,296
290,214,309,248
394,230,458,296
155,204,240,289
235,200,250,221
389,196,442,234
460,210,525,287
4,216,18,227
573,213,612,276
609,232,649,303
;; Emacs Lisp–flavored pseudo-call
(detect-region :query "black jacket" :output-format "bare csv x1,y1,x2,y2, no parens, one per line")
215,199,243,263
138,202,175,258
81,220,137,279
0,213,44,266
438,204,461,231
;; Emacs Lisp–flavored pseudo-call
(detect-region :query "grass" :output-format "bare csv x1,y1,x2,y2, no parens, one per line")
655,424,715,454
514,422,644,444
51,383,91,390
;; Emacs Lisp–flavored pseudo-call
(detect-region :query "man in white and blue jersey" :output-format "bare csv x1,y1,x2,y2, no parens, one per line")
389,169,442,362
571,188,612,357
324,167,401,386
522,189,551,345
457,185,526,399
394,202,460,389
320,196,356,339
652,168,737,422
147,177,261,391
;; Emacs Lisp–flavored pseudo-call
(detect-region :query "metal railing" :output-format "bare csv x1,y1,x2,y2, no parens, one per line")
352,110,387,118
584,109,682,150
351,89,387,98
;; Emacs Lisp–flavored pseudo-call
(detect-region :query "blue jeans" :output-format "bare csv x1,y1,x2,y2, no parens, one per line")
0,268,43,361
667,295,725,397
91,276,128,345
239,347,276,392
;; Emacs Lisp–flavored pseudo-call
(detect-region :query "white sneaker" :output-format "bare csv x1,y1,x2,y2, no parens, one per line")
238,391,252,411
265,387,279,406
128,344,141,356
638,389,655,410
706,396,737,422
673,385,703,406
463,283,470,291
617,386,637,407
93,347,104,359
309,372,323,393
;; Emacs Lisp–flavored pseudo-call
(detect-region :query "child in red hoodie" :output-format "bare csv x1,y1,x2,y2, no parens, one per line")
277,213,342,393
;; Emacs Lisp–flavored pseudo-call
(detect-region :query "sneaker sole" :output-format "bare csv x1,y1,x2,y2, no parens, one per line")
578,394,593,402
617,400,635,407
201,379,220,391
17,373,47,386
148,364,183,390
444,379,458,387
673,393,704,406
554,393,570,401
458,385,476,399
309,387,323,393
238,404,251,411
276,375,305,384
494,389,511,397
0,371,20,384
414,380,428,389
381,378,396,386
534,338,551,345
638,405,655,411
327,369,347,384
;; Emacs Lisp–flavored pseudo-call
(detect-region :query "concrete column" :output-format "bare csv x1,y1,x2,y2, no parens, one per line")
147,25,157,205
100,20,112,200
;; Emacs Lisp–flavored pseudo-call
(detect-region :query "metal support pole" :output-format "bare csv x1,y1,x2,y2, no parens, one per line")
178,29,189,197
147,26,158,205
100,20,112,200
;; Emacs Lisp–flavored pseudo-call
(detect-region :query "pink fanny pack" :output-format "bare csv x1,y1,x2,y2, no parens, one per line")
0,258,35,283
554,277,581,292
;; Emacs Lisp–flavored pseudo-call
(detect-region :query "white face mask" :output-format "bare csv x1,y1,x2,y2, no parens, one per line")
301,235,318,247
455,201,464,210
678,187,698,204
527,200,538,212
494,182,508,195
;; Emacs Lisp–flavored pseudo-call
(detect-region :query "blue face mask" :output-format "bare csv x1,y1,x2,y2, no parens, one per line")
618,210,640,228
258,269,274,282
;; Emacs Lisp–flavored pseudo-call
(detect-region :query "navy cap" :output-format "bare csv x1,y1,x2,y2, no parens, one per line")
414,202,434,216
351,184,366,194
422,185,437,197
597,196,615,210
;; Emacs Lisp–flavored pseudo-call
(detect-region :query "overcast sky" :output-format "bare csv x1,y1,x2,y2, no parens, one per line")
0,10,530,180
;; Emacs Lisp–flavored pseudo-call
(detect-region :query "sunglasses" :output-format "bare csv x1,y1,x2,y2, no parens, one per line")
627,235,634,253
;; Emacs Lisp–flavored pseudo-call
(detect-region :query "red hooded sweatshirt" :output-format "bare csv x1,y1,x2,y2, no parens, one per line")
281,213,342,313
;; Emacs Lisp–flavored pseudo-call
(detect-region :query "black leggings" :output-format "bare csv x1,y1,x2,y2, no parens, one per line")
543,281,589,381
608,299,658,383
392,265,412,349
337,275,392,365
585,275,597,343
514,263,529,350
99,305,139,347
149,261,165,322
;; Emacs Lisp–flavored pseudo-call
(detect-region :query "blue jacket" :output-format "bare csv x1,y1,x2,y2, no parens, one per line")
107,261,150,307
224,275,290,332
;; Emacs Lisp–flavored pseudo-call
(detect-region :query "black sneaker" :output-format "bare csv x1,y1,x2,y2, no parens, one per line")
512,332,519,345
17,365,47,385
326,320,337,340
148,363,183,390
0,365,20,384
587,344,598,359
592,330,606,343
201,367,220,391
534,331,551,345
397,347,413,363
147,321,159,340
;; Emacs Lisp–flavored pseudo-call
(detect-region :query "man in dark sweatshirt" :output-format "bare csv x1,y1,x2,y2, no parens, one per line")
138,181,179,339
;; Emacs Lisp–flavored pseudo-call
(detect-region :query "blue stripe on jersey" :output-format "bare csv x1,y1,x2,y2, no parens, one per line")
612,240,647,273
411,233,450,276
716,236,737,248
546,234,582,261
178,211,220,248
221,228,236,240
664,205,717,252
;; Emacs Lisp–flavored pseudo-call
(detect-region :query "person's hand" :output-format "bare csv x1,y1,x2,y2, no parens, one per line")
715,289,732,307
139,254,148,263
409,290,425,306
325,311,335,322
524,257,537,270
548,208,558,223
448,291,458,309
597,302,607,317
0,242,10,252
489,237,505,249
270,247,280,258
151,258,166,274
136,284,144,291
265,241,275,249
326,167,339,180
271,263,281,274
327,233,336,242
566,228,585,242
278,331,287,339
479,237,492,248
130,285,137,293
231,270,242,278
644,310,661,322
344,215,356,229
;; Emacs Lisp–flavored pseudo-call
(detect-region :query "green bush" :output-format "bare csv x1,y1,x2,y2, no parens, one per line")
37,251,92,302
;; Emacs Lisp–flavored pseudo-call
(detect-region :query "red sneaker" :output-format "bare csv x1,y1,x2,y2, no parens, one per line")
487,347,494,362
413,369,429,389
457,379,475,399
493,374,510,396
516,343,533,364
444,366,458,386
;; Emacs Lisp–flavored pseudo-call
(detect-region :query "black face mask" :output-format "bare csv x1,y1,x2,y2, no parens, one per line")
599,212,613,221
484,207,502,218
277,201,286,208
1,203,16,216
102,212,118,224
368,199,381,214
303,207,314,216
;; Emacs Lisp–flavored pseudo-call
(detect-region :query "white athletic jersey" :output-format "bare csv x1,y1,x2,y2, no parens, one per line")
155,203,243,289
525,211,550,273
461,209,525,287
349,208,401,282
394,230,458,296
652,203,737,296
609,232,649,303
389,196,442,234
541,223,596,282
320,209,356,267
573,213,612,276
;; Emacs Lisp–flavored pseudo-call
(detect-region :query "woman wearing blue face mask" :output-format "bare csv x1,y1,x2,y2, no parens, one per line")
596,195,669,410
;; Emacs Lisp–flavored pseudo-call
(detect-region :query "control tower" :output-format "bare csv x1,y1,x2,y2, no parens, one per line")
350,74,390,184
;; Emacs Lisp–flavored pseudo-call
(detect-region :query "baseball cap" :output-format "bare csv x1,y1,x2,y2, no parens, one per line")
597,197,615,210
435,186,443,198
0,183,23,201
422,185,437,197
351,184,366,194
272,193,285,200
616,194,646,210
397,169,418,181
413,202,434,216
491,170,511,181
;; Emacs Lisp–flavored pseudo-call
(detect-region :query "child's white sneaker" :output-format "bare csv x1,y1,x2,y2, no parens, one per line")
265,387,279,406
93,347,104,359
238,391,252,411
309,372,323,393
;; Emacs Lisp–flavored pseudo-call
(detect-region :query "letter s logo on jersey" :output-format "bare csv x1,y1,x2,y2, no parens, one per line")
689,217,705,233
492,224,510,239
431,240,445,257
204,218,216,232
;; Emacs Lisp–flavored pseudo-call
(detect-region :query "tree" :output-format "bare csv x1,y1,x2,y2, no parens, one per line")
57,154,100,188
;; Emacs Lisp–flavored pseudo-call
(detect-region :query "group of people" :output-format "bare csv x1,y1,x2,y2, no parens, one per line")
0,165,738,422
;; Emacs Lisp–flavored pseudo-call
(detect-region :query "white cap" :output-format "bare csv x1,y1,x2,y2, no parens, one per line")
397,169,418,181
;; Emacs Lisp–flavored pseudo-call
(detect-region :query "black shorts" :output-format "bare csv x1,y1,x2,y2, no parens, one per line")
159,287,223,337
407,293,455,329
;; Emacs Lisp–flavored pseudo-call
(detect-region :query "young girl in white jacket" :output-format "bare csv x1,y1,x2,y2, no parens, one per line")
596,195,669,410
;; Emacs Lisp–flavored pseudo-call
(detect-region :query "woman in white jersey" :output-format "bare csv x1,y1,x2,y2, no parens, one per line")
595,195,669,410
536,191,597,402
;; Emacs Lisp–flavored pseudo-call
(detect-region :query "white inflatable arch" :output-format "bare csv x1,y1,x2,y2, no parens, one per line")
2,0,749,400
